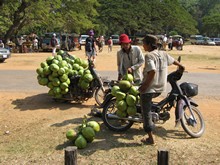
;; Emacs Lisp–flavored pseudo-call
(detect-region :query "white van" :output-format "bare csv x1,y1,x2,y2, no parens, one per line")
111,35,119,45
190,35,204,45
79,35,89,45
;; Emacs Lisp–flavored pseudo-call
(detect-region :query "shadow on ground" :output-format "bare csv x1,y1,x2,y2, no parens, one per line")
55,115,190,156
11,93,92,111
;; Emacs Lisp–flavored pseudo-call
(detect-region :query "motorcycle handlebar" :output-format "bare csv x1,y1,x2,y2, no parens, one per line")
178,66,185,74
176,56,185,74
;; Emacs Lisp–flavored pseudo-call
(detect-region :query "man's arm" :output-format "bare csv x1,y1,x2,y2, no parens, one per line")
138,70,155,94
173,60,185,72
117,51,122,80
131,47,144,71
93,40,98,54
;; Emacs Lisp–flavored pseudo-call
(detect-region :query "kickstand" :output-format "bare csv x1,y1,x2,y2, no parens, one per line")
88,104,102,118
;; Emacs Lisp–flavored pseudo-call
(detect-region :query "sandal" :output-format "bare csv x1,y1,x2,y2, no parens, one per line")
141,138,156,146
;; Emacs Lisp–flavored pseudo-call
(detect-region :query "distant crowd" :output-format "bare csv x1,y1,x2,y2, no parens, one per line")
157,34,184,51
0,32,184,55
0,32,40,53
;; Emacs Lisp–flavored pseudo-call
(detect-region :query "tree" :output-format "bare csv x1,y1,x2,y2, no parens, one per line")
0,0,99,42
56,0,100,34
0,0,203,42
97,0,197,36
0,0,60,42
202,4,220,36
179,0,220,35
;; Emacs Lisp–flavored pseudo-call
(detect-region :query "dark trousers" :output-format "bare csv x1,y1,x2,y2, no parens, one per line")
140,93,160,133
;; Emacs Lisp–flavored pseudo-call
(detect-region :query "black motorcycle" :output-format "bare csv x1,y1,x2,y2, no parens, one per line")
54,52,109,106
101,57,205,138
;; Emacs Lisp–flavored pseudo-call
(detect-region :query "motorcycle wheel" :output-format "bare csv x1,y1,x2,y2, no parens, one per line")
180,105,205,138
94,86,109,106
102,98,133,131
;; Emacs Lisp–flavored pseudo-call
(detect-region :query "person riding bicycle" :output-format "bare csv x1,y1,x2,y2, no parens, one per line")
139,34,185,145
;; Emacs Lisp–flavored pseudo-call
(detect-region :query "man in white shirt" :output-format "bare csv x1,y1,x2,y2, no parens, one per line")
117,34,145,84
162,34,168,50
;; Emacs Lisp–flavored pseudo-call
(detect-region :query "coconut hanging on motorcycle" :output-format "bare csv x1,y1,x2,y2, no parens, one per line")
110,74,140,118
102,56,205,138
36,50,108,105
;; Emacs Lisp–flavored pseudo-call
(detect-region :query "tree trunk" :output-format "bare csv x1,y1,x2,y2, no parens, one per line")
3,1,30,42
0,0,5,7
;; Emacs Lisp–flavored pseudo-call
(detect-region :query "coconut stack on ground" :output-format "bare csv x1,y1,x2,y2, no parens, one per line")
65,116,100,149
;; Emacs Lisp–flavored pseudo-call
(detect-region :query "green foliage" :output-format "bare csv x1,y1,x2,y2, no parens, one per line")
1,0,219,41
179,0,220,36
169,31,178,36
0,0,99,41
97,0,198,36
202,4,220,36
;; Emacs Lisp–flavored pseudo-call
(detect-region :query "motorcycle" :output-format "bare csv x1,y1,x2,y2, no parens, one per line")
54,52,109,106
101,57,205,138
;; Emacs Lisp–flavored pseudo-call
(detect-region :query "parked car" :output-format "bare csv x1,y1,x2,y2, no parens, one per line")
79,34,89,45
211,38,220,46
190,35,204,45
111,35,119,45
0,48,11,62
203,37,215,45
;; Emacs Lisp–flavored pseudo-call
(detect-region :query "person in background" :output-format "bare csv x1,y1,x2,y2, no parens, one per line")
68,37,72,51
178,37,183,50
139,34,185,145
78,36,82,50
7,39,14,52
107,37,113,52
157,37,163,50
85,30,98,62
33,37,38,52
168,36,173,50
50,33,58,56
0,40,4,48
17,37,24,53
117,34,144,84
96,37,101,52
162,34,168,50
29,32,37,42
99,36,105,52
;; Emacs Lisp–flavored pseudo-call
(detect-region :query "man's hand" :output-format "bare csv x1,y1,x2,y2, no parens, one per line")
138,85,147,94
178,65,185,73
118,74,122,81
127,68,133,74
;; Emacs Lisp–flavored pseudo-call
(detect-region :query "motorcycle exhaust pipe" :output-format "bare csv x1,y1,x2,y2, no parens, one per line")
107,114,143,122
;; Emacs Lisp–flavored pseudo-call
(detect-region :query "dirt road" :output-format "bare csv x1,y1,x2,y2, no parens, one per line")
0,45,220,165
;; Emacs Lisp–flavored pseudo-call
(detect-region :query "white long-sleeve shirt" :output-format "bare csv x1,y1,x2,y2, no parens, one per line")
117,45,145,82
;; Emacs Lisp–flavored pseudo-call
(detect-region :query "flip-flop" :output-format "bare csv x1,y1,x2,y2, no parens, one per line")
141,138,156,146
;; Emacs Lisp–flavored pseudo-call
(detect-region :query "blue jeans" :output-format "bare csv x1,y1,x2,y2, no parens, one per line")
140,93,160,133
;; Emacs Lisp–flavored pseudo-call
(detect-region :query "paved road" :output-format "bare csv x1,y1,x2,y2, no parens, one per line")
0,70,220,97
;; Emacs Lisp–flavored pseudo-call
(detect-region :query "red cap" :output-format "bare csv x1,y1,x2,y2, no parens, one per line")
119,34,131,44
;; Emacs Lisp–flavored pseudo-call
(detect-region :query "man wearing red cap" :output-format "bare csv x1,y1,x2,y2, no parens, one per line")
117,34,144,84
